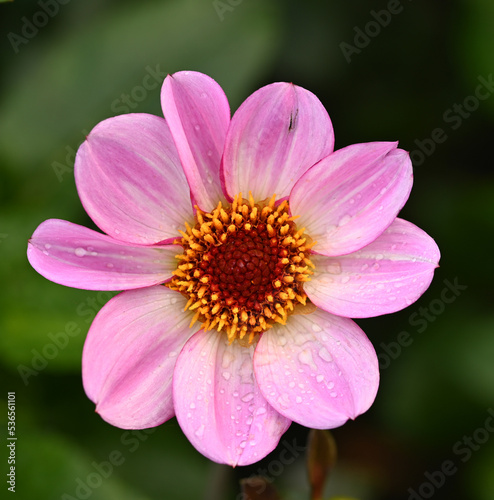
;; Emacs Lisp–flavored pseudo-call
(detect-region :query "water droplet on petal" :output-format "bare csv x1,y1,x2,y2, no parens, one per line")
316,374,324,383
106,263,114,269
318,347,333,362
338,214,352,226
222,371,231,381
195,424,205,437
75,247,86,257
44,243,51,250
240,392,254,404
325,261,342,274
330,391,338,398
296,396,303,404
298,349,318,371
311,323,322,333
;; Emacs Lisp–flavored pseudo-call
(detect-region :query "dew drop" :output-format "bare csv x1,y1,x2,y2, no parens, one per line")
190,402,196,409
296,396,303,404
341,276,350,284
288,381,295,388
318,347,332,362
255,407,266,416
316,374,324,383
106,263,114,269
241,392,254,403
222,371,231,381
194,124,200,131
376,253,384,260
195,424,205,437
75,247,86,257
330,391,338,398
44,243,51,250
298,349,318,371
325,261,342,275
311,323,322,333
338,214,352,226
327,381,335,389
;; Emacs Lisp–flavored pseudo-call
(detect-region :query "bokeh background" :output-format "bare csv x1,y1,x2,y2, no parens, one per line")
1,0,493,499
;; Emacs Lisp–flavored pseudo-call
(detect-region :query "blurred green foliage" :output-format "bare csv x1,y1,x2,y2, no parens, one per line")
1,0,493,499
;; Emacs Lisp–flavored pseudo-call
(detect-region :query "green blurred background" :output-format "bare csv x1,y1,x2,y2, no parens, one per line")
1,0,493,499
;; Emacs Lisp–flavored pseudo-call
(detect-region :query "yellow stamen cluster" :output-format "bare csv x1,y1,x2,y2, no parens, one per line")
167,193,315,344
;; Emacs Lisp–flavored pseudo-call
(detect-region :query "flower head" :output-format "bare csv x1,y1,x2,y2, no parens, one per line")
28,71,440,466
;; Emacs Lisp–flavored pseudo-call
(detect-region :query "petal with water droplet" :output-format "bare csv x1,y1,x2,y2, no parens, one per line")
27,219,178,290
290,142,413,256
254,308,379,429
173,330,290,466
83,286,197,429
305,218,440,317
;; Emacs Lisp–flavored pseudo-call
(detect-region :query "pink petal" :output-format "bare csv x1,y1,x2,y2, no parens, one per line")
289,142,413,256
305,218,440,317
161,71,230,211
254,308,379,429
75,113,193,245
27,219,178,290
82,286,198,429
221,82,334,202
173,329,291,466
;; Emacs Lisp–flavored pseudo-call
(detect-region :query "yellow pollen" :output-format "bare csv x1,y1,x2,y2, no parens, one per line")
166,192,315,345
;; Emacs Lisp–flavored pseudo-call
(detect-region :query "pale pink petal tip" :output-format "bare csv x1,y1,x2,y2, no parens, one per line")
161,71,230,211
254,308,379,429
222,81,334,202
173,329,291,466
83,287,198,429
290,141,413,256
27,219,178,290
305,218,440,318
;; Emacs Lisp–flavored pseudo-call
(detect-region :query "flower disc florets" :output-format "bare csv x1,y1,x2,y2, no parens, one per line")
168,193,315,344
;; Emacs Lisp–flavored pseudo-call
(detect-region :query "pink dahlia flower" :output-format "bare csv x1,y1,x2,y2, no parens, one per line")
28,71,439,466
